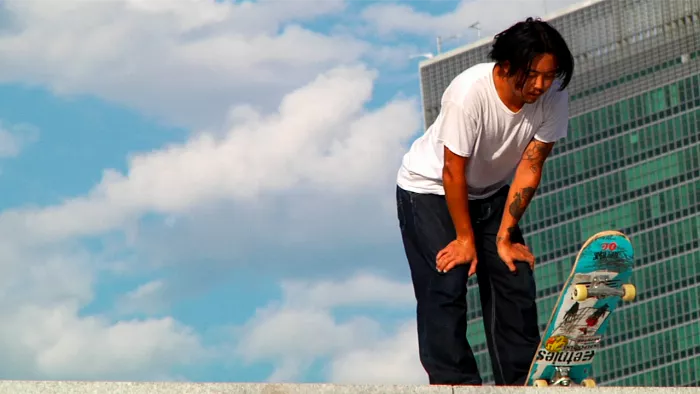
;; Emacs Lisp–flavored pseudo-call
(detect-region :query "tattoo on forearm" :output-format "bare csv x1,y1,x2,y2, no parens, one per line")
497,226,517,243
508,187,536,221
522,140,551,174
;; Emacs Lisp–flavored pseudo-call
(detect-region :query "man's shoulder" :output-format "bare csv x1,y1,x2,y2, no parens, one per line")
541,80,569,106
442,63,494,109
453,62,494,80
448,63,494,91
534,80,569,120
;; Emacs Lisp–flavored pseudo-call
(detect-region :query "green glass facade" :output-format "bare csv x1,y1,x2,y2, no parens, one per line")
417,0,700,386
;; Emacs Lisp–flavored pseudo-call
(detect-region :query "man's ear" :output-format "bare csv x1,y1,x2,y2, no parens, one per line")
501,61,511,74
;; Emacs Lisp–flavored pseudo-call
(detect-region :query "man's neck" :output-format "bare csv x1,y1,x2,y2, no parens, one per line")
493,65,525,112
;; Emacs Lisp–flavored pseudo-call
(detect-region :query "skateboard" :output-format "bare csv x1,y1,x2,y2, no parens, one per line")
524,230,637,388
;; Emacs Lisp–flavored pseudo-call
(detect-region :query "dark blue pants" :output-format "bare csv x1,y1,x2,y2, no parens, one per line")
396,185,540,386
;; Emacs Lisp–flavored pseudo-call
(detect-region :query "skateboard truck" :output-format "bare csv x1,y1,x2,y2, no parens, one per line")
533,366,597,387
572,275,636,302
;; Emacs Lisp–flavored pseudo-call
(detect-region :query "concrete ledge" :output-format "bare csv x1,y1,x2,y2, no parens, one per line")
0,382,697,394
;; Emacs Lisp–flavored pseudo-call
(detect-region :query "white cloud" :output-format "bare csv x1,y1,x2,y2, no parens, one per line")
0,0,429,382
281,273,414,310
0,244,205,381
233,272,424,383
11,305,202,380
0,0,422,278
238,308,381,382
0,0,379,129
328,320,426,384
0,64,420,249
115,280,168,316
361,0,585,43
0,121,39,158
0,53,421,381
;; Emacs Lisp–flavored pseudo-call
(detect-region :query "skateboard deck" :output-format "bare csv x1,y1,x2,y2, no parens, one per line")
525,230,636,387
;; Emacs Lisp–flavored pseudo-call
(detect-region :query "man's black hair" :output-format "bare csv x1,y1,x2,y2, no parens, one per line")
489,17,574,91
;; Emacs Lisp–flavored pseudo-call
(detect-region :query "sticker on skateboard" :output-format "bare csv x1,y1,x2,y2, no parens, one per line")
525,230,636,387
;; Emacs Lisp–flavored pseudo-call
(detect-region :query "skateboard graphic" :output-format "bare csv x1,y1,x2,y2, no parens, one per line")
525,230,637,387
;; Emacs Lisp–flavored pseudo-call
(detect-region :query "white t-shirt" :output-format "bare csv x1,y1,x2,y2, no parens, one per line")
396,62,569,199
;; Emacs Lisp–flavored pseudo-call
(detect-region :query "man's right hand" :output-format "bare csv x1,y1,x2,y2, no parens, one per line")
436,238,478,276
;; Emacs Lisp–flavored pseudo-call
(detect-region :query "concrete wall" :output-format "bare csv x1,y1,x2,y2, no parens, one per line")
0,382,697,394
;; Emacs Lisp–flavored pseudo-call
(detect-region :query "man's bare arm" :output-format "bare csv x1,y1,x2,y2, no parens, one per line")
443,146,475,244
497,139,555,243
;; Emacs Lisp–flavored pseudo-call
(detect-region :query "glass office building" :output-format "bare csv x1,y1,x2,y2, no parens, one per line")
416,0,700,386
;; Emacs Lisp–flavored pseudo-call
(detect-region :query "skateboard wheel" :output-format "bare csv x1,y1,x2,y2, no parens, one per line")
572,284,588,301
622,284,636,301
582,378,596,387
534,379,549,387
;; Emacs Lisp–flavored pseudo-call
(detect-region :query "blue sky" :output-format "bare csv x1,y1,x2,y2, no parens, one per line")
0,0,579,384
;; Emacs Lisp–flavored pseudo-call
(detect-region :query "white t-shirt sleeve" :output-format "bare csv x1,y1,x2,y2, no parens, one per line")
434,100,479,157
534,89,569,143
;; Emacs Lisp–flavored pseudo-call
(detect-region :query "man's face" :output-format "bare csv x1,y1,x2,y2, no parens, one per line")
508,53,558,104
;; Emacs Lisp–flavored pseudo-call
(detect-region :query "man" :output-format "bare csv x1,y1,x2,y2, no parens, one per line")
395,17,573,386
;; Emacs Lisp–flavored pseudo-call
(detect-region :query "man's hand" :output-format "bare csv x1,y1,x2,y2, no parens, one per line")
496,236,535,273
436,238,478,275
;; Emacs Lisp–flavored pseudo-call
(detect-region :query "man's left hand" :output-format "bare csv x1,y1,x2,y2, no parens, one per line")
496,237,535,273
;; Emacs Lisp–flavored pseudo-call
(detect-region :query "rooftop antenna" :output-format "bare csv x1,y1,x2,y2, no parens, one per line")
435,21,481,54
436,34,461,54
468,21,481,39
